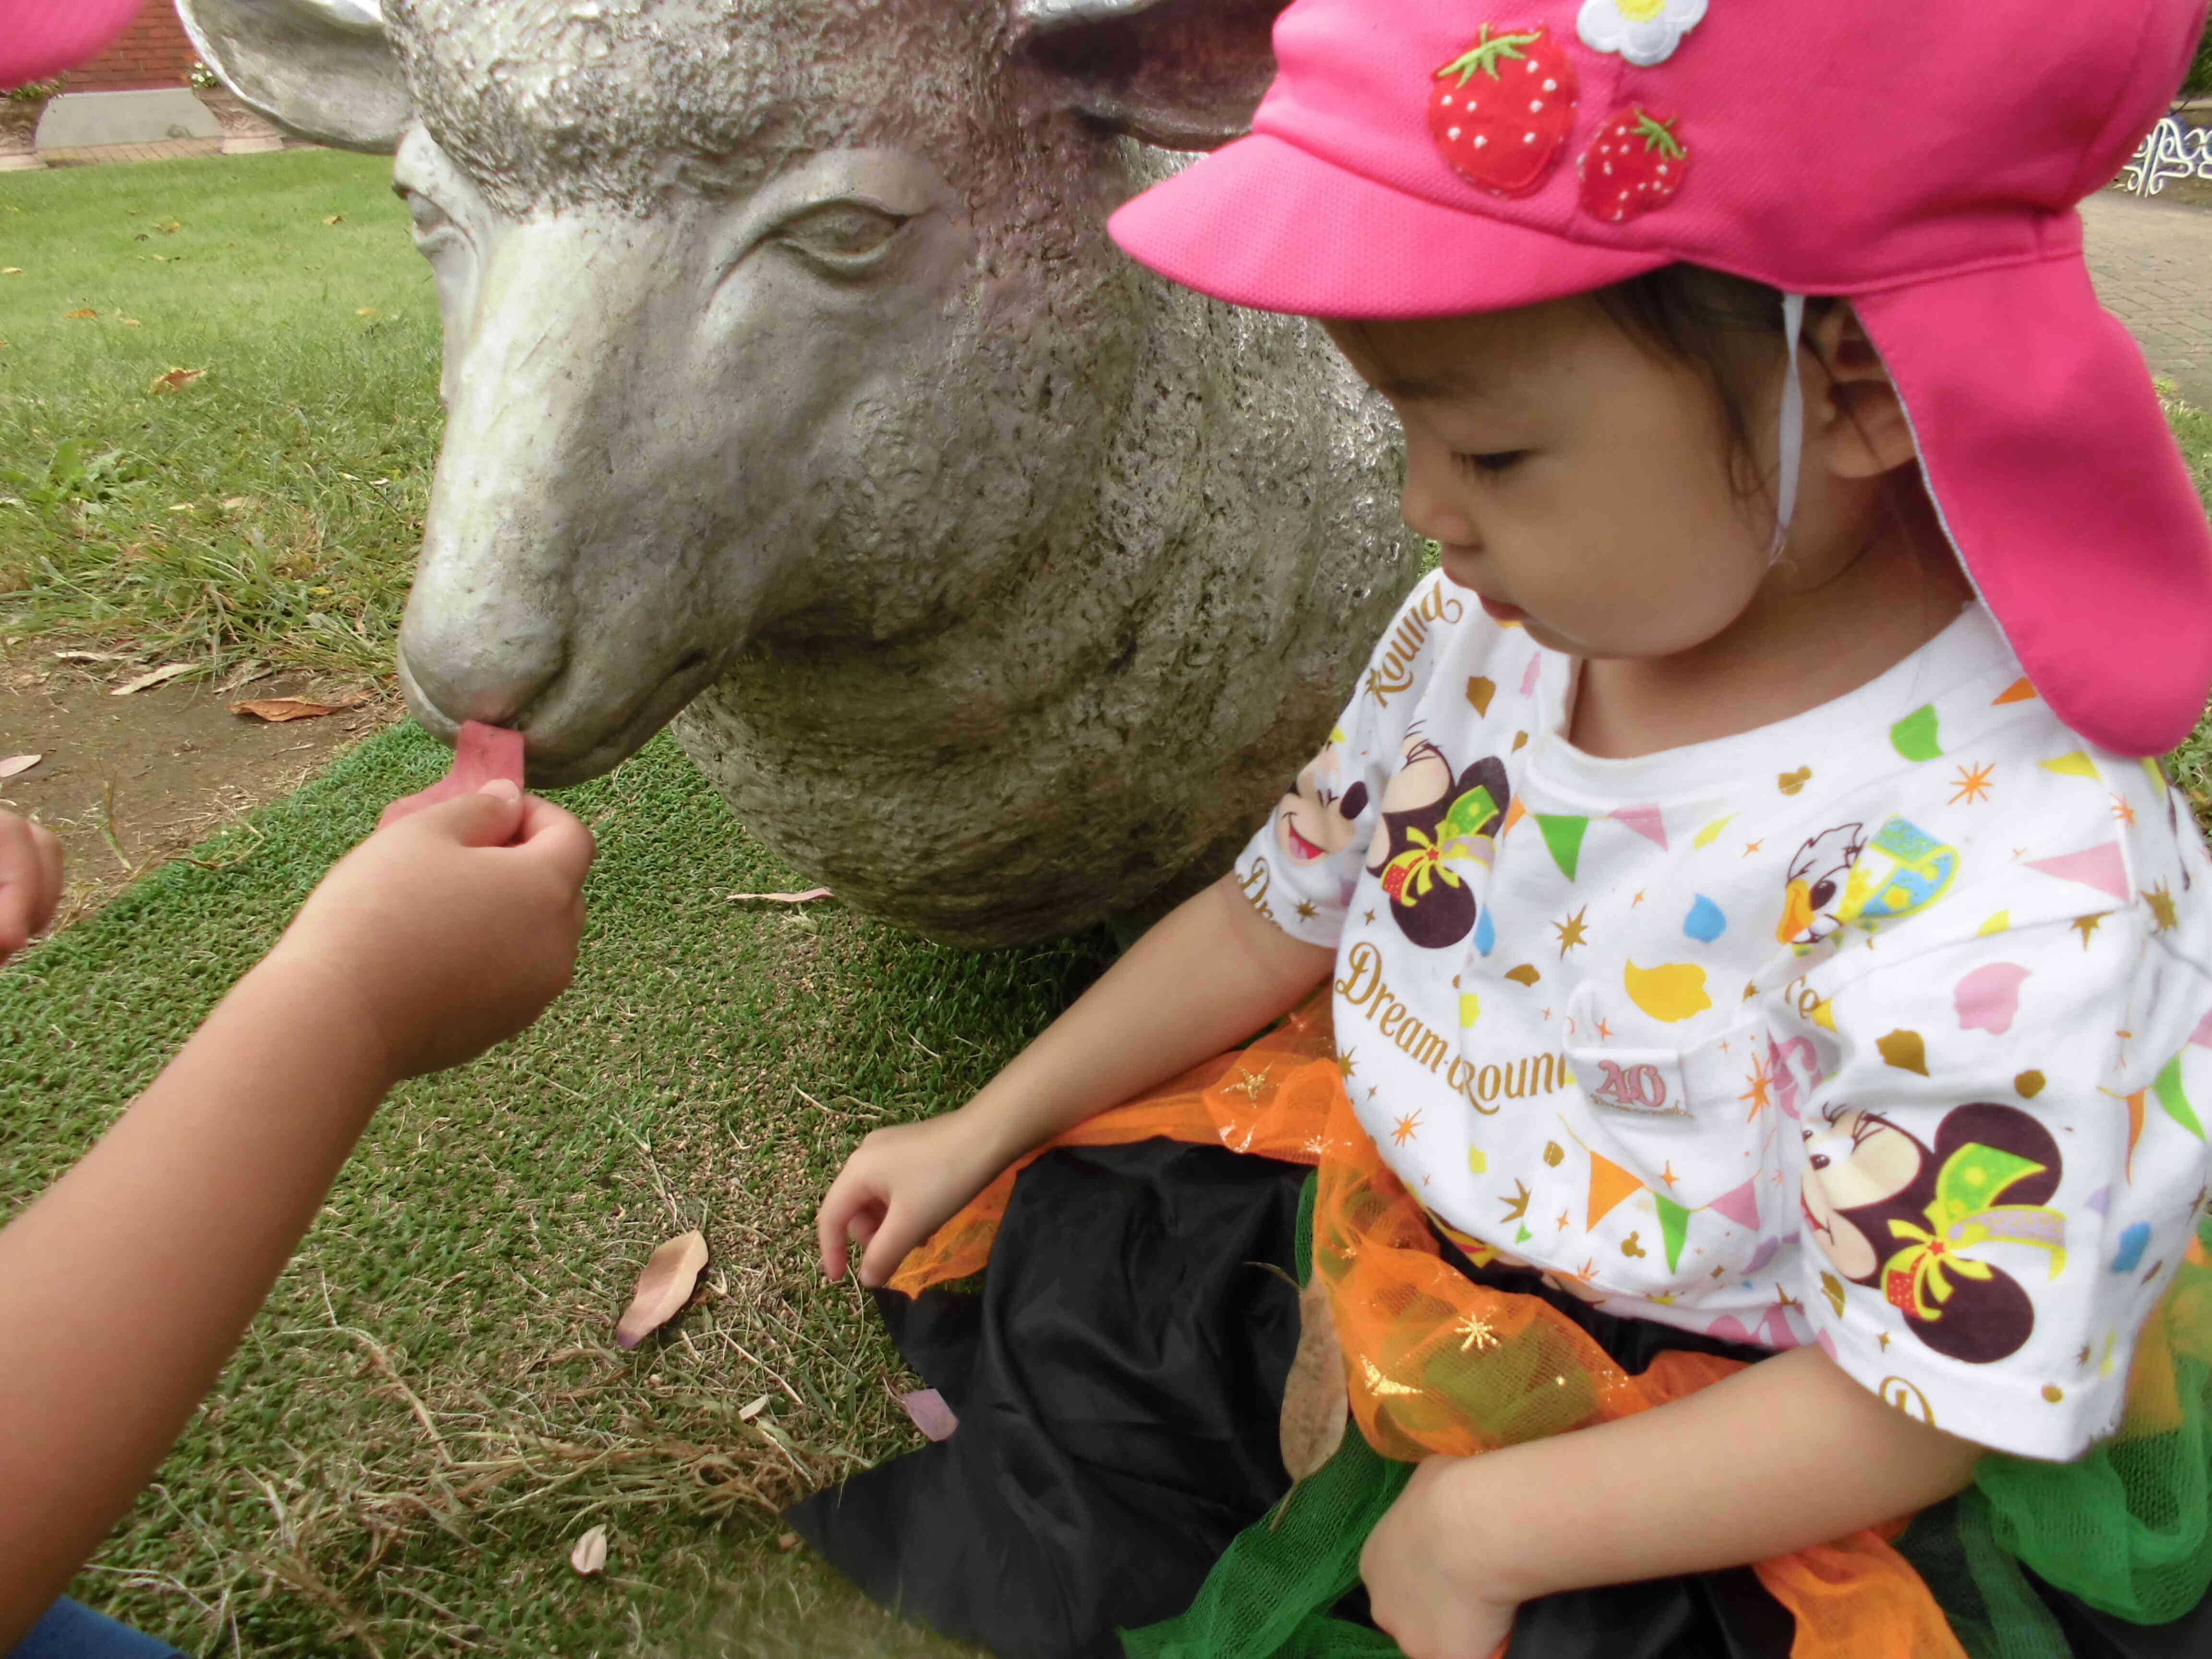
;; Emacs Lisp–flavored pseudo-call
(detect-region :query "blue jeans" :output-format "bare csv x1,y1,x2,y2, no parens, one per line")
7,1600,186,1659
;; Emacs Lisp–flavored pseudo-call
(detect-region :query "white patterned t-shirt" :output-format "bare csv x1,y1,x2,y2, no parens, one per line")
1237,571,2212,1461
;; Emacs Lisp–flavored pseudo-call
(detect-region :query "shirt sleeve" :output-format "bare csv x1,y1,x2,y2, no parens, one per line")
1230,572,1461,950
1781,912,2212,1460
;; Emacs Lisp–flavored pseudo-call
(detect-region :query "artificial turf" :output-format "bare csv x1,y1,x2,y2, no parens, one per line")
1,723,1104,1656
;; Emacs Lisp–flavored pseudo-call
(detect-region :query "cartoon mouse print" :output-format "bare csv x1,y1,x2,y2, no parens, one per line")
1800,1102,2066,1363
1364,729,1511,950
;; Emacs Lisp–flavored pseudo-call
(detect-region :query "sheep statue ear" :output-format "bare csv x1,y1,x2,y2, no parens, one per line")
1012,0,1290,152
175,0,409,153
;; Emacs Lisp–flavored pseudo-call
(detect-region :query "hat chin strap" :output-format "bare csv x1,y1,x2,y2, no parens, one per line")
1770,290,1807,561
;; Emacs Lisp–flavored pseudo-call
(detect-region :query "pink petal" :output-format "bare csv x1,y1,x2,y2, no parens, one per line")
902,1388,958,1442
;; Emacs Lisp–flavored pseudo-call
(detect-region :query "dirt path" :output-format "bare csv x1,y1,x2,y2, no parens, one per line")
0,654,397,929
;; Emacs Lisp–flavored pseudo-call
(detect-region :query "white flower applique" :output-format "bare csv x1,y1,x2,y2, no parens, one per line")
1576,0,1708,69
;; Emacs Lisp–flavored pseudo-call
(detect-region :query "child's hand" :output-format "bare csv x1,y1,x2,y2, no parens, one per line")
271,780,595,1080
1362,1456,1517,1659
0,810,64,964
817,1112,1010,1287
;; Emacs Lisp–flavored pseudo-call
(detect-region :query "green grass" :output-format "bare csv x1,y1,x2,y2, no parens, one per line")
2,724,1101,1656
2157,387,2212,809
0,151,436,679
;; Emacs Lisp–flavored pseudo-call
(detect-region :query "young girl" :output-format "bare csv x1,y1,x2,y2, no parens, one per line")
802,2,2212,1656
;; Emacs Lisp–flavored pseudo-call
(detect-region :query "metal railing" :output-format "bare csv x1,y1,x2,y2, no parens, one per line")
2121,113,2212,197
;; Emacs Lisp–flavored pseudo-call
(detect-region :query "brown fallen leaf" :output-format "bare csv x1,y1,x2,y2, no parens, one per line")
52,649,137,664
737,1393,772,1422
64,308,98,320
569,1525,608,1576
614,1229,709,1349
111,662,197,697
1,267,22,276
230,693,370,723
118,316,142,328
323,213,345,224
1274,1267,1348,1527
0,754,42,780
150,366,207,393
724,887,834,904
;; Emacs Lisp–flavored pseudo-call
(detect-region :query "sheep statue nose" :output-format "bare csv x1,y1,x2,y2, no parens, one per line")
397,601,568,737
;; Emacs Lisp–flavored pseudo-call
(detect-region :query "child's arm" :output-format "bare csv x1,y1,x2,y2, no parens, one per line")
0,784,594,1650
818,874,1333,1286
1361,1344,1984,1659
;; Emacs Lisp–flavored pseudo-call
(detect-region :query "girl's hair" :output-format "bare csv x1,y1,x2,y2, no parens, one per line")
1592,264,1840,502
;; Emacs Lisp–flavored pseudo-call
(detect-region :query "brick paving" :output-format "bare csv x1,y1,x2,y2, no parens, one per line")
2083,191,2212,411
39,137,224,167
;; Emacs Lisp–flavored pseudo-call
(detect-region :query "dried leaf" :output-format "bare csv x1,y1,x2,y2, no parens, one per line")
724,887,834,904
52,649,136,663
64,308,98,320
737,1393,772,1422
0,267,21,276
0,754,42,780
323,214,345,224
901,1387,959,1442
569,1525,608,1575
118,316,141,328
614,1229,709,1350
1275,1269,1347,1526
150,366,206,393
230,693,367,723
111,662,197,697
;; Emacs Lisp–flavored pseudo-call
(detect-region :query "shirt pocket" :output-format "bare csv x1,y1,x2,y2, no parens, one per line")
1560,984,1787,1290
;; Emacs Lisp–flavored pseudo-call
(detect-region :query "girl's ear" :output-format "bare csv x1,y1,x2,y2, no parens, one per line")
1806,303,1921,479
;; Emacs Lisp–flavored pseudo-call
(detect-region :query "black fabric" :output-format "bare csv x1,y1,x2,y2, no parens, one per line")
2025,1570,2212,1658
788,1141,1311,1659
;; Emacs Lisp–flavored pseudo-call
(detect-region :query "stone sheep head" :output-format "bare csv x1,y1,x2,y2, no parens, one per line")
177,0,1419,944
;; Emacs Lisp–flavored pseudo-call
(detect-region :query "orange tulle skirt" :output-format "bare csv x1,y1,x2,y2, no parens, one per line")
891,995,1966,1659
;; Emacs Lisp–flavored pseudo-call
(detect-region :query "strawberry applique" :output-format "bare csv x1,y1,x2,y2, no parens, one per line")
1579,108,1690,222
1429,25,1580,198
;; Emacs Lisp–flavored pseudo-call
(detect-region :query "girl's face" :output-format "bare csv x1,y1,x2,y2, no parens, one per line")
1324,299,1783,661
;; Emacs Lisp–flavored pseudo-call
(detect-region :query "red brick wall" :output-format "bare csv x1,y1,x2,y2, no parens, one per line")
64,3,198,94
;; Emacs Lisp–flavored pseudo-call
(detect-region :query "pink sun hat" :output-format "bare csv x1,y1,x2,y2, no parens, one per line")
1111,0,2212,757
0,0,146,90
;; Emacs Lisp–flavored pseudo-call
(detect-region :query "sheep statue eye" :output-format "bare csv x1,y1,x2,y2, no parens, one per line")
774,202,911,270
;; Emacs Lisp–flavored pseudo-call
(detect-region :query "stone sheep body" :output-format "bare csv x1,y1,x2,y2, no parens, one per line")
180,0,1419,944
